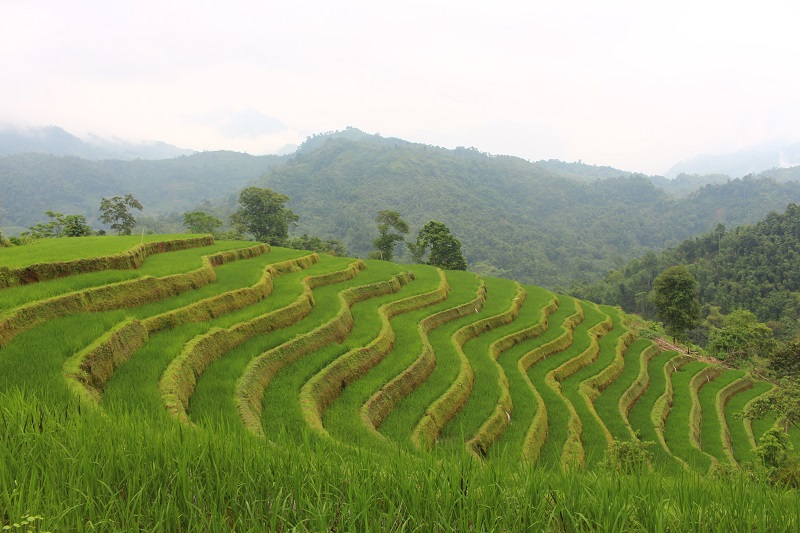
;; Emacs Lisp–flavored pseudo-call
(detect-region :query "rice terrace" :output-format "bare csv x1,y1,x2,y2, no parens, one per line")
1,234,799,531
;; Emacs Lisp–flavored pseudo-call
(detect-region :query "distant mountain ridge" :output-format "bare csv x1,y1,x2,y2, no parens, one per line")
665,140,800,179
0,150,286,232
0,125,195,160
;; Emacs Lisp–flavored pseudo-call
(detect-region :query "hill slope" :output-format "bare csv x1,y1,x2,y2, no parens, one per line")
0,236,795,529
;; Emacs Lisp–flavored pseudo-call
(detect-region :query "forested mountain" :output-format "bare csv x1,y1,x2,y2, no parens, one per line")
254,132,800,287
570,203,800,338
5,128,800,287
0,151,286,232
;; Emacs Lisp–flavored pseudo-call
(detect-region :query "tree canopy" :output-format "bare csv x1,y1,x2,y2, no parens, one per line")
706,309,776,362
229,186,298,246
410,220,467,271
372,210,408,261
651,265,700,341
183,211,223,235
99,194,143,235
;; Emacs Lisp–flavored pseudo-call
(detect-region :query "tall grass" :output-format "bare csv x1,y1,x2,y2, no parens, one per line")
377,270,482,447
489,285,557,460
324,264,443,448
3,388,800,531
627,350,683,471
664,361,714,471
595,337,651,440
435,277,520,453
699,369,744,463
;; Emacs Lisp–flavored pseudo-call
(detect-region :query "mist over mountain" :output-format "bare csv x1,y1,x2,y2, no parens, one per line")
0,125,195,160
665,140,800,180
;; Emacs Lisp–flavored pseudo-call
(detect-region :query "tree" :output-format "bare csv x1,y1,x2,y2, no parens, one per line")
706,309,776,362
741,378,800,432
288,234,346,256
62,214,93,236
99,194,143,235
409,220,467,270
769,340,800,378
229,187,298,246
650,265,700,341
26,211,92,238
372,210,408,261
183,211,223,235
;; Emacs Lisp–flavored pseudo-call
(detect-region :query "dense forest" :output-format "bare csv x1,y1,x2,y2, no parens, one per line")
570,203,800,340
5,128,800,287
253,131,800,286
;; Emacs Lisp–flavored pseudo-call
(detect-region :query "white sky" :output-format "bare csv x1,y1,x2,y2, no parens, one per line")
1,0,799,174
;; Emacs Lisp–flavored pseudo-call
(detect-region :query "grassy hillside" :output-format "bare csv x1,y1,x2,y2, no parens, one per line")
1,236,797,530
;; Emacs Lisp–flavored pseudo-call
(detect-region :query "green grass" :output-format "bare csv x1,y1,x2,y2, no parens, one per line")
627,350,683,472
189,255,356,431
663,361,714,471
4,389,800,531
725,380,772,463
527,295,592,467
488,285,556,460
101,249,326,419
0,234,198,268
261,261,409,443
0,240,261,310
324,264,443,448
377,270,482,447
5,238,800,529
699,369,744,464
594,337,651,441
560,304,618,466
435,277,521,454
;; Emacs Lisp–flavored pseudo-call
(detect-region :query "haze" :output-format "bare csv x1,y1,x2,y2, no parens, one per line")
2,0,798,174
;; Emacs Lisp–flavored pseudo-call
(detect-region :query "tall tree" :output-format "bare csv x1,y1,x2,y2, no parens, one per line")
99,194,143,235
183,211,223,235
651,265,700,341
372,210,408,261
229,186,298,245
410,220,467,270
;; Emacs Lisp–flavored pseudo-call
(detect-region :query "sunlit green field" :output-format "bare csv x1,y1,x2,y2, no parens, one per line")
1,236,797,531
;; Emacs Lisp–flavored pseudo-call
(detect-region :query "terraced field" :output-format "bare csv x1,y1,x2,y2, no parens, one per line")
1,235,795,530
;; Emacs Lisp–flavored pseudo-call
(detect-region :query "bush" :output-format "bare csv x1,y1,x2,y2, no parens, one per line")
604,432,653,474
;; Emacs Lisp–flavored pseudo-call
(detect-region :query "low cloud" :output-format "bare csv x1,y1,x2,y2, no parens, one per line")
202,107,288,139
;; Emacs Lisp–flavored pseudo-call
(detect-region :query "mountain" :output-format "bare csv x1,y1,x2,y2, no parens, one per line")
253,131,800,287
0,125,195,160
0,151,286,233
665,141,800,179
5,127,800,288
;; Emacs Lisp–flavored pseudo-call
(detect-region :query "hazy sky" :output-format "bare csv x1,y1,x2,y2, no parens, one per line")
2,0,798,174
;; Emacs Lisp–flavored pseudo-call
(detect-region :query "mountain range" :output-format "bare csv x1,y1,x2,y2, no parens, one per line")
4,126,800,288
